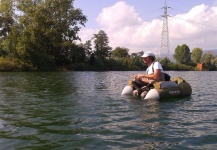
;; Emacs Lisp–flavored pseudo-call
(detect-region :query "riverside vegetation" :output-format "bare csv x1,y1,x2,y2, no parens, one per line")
1,0,217,72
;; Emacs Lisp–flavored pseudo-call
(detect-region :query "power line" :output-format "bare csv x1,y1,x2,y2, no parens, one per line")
168,6,217,29
169,15,217,29
169,7,188,14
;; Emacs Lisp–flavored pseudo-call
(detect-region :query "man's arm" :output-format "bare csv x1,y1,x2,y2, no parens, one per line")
137,69,161,80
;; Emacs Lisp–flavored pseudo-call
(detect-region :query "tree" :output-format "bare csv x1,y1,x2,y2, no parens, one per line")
201,52,215,70
130,51,144,58
211,56,217,70
173,44,191,64
192,48,203,64
58,42,86,65
0,0,14,39
158,57,175,70
111,47,129,58
0,0,17,58
131,51,145,69
83,40,92,57
13,0,87,69
93,30,112,59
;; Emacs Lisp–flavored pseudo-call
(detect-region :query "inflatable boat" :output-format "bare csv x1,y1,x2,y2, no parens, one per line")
121,77,192,100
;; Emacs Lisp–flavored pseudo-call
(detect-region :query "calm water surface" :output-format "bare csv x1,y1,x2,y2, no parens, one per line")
0,71,217,149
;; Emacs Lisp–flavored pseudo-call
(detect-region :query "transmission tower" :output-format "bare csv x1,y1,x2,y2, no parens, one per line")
161,0,170,59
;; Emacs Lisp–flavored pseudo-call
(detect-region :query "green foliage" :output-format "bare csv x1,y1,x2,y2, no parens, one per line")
93,30,112,59
56,42,86,66
111,47,129,58
0,1,217,72
158,57,174,70
192,48,203,64
173,44,191,64
0,57,20,71
211,57,217,70
131,51,144,58
82,40,92,57
131,54,146,70
0,0,18,59
0,0,14,40
174,63,195,71
0,0,87,71
110,58,130,70
201,52,216,70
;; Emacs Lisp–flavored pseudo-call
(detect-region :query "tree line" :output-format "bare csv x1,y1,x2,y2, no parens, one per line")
1,0,217,71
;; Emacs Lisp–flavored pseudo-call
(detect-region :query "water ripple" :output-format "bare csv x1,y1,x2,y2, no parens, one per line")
0,71,217,149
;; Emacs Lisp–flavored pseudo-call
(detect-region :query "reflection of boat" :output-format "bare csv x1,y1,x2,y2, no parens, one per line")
121,77,192,100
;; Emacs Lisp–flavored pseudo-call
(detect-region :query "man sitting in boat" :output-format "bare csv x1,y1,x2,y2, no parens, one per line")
130,51,166,98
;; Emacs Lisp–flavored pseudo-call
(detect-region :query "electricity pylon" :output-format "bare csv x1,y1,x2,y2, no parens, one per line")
161,0,170,59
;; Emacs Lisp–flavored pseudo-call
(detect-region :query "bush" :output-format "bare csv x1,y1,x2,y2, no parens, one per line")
0,57,21,71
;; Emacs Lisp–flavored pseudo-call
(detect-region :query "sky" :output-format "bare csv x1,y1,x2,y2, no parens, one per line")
74,0,217,55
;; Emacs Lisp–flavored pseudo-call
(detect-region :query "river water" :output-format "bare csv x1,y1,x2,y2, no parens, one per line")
0,71,216,149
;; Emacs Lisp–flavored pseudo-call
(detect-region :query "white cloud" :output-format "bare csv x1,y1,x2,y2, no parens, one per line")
169,4,217,51
96,1,142,30
78,2,217,55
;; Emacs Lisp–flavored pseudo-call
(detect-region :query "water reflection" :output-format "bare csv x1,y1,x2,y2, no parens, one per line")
0,72,85,149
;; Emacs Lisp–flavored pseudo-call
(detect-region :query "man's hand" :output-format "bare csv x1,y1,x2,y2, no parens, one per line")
137,74,145,78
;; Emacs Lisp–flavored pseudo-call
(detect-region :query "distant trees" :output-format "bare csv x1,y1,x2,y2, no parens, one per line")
192,48,203,64
93,30,112,59
1,1,217,71
172,44,217,70
201,52,216,70
173,44,191,64
80,30,148,70
211,57,217,70
158,57,176,70
111,47,129,58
